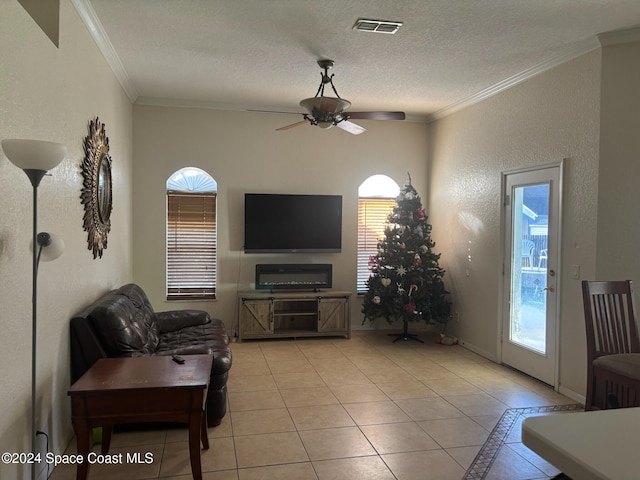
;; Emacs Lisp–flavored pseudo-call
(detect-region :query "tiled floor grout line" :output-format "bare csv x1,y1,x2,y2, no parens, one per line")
265,336,563,479
311,337,565,478
50,333,578,479
275,343,384,477
462,404,582,480
379,351,486,474
261,339,488,477
288,342,403,479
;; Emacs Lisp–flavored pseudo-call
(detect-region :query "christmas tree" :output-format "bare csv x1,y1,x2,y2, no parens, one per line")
362,175,450,341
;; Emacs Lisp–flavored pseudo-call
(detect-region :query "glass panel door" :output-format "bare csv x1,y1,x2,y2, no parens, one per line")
502,164,561,387
509,183,549,354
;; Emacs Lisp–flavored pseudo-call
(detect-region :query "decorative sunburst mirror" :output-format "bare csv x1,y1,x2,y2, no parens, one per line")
81,117,112,258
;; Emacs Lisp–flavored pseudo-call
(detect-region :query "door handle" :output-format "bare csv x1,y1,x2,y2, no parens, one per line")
542,286,554,293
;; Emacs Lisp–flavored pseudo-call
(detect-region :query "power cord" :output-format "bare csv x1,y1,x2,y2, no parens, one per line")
36,431,50,479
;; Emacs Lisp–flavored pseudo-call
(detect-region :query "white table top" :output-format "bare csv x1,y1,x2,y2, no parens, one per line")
522,407,640,480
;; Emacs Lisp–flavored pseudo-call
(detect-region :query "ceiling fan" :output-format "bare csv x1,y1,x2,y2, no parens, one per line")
269,59,406,135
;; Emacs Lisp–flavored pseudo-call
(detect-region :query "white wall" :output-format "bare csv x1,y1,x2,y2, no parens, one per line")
428,50,602,398
132,105,429,335
0,1,132,478
596,40,640,280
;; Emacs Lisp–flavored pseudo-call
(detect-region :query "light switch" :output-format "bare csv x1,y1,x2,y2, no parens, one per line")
572,265,580,280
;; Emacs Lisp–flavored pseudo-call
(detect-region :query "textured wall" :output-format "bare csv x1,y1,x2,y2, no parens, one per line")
428,50,601,398
0,1,132,477
132,106,429,335
596,40,640,280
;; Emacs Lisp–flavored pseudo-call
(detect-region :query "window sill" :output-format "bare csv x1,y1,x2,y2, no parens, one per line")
165,296,217,303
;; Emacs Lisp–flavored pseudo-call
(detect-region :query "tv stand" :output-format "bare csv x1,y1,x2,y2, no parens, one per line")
237,290,351,342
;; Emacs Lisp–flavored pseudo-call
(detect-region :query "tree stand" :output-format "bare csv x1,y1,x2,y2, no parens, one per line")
388,320,424,343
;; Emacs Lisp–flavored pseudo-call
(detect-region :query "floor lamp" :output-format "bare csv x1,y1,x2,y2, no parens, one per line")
1,139,66,480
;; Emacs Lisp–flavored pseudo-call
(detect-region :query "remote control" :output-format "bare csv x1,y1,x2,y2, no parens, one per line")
172,355,185,364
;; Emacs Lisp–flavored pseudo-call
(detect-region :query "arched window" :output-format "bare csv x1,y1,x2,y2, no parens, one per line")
166,167,217,300
357,175,400,293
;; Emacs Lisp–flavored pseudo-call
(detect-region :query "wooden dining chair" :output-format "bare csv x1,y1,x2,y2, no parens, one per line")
582,280,640,410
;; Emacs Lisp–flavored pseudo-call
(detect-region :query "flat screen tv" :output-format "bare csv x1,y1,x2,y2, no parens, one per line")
244,193,342,253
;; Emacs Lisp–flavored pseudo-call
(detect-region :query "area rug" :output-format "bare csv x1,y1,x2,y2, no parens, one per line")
462,404,582,480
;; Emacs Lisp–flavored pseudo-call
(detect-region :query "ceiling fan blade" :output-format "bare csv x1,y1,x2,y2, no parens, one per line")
276,120,308,131
336,121,366,135
346,111,406,120
248,109,302,115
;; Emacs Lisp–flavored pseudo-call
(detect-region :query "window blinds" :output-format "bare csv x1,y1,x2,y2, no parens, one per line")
166,191,217,299
357,198,395,292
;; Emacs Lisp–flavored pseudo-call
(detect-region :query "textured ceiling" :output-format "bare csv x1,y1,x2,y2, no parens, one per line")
81,0,640,121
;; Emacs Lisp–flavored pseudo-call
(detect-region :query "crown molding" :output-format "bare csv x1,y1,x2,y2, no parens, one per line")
427,35,601,123
70,2,633,125
71,0,138,102
598,25,640,47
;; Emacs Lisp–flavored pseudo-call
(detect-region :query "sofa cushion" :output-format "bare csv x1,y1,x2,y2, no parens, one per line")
88,284,160,357
117,284,160,350
155,318,231,376
156,309,211,334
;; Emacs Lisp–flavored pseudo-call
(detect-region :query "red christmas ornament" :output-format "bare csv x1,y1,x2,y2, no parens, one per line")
403,303,416,312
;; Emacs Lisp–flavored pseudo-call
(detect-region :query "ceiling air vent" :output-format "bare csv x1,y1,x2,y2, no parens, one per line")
352,19,403,35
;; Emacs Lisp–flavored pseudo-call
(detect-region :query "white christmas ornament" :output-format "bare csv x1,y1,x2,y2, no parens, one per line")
396,266,407,276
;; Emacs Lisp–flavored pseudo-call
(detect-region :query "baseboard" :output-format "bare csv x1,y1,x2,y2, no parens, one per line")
457,338,500,363
351,322,439,333
459,339,585,405
351,328,586,404
557,385,585,406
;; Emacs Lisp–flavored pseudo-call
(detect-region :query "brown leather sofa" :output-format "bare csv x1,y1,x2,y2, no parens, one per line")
70,283,232,426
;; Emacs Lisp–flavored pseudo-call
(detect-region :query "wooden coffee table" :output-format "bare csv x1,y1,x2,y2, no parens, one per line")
68,354,213,480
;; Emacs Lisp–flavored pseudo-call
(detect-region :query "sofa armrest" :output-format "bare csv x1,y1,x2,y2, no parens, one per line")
156,310,210,334
70,317,108,383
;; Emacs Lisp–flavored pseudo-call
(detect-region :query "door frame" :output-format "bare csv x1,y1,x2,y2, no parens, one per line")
498,160,565,390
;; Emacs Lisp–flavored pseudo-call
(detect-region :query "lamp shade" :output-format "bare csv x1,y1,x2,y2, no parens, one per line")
34,232,65,262
300,97,351,115
1,139,66,171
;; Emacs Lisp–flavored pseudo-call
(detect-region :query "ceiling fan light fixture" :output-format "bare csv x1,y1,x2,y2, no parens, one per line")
273,59,405,135
300,97,351,115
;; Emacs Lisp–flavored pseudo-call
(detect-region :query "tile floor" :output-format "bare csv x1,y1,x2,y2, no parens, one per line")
50,330,577,480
